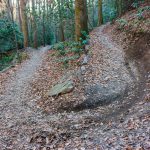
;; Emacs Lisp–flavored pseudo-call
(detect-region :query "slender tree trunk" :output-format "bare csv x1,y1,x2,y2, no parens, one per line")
28,2,32,46
32,0,37,48
92,0,95,27
38,0,41,45
58,0,65,42
116,0,122,17
7,0,18,47
98,0,103,26
42,0,46,46
20,0,29,47
59,22,65,41
17,0,22,31
75,0,88,41
6,0,19,60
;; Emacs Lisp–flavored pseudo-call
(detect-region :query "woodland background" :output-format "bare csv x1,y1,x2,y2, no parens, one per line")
0,0,143,71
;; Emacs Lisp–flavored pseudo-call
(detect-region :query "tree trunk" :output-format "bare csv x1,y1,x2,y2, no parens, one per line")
58,0,65,42
92,0,95,27
42,0,46,46
75,0,88,41
32,0,38,48
7,0,18,51
59,22,65,42
116,0,122,17
20,0,29,47
98,0,103,26
17,0,22,31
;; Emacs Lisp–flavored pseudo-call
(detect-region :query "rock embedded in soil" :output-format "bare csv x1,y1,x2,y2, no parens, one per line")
48,80,74,96
81,66,86,75
82,55,89,65
72,25,142,111
74,80,128,110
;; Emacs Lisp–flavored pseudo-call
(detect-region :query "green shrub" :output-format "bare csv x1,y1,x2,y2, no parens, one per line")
79,31,90,46
52,33,90,67
0,52,16,71
52,42,66,56
116,18,128,29
71,47,82,54
52,41,83,68
52,40,84,56
52,42,64,50
137,6,150,19
132,0,145,8
0,18,23,53
17,52,29,63
57,55,80,68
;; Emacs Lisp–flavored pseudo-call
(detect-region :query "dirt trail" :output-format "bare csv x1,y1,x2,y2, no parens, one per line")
73,24,140,110
0,46,52,149
0,25,149,149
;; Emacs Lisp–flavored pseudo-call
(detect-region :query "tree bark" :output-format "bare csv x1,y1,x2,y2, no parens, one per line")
92,0,95,27
17,0,22,31
58,0,65,42
32,0,38,48
75,0,88,41
7,0,18,51
98,0,103,26
20,0,29,47
42,0,46,46
116,0,122,17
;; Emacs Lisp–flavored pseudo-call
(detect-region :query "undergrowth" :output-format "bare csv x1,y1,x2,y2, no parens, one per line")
0,51,29,71
52,31,89,68
116,5,150,33
0,52,16,71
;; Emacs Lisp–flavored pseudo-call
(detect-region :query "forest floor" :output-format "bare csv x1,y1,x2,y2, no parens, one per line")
0,6,150,150
0,25,149,150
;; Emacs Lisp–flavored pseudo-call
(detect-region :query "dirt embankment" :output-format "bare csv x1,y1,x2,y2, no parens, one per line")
109,11,150,103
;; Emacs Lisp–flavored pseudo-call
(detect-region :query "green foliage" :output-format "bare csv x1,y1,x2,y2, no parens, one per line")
103,2,118,23
0,51,29,71
137,6,150,19
132,2,139,8
79,31,90,46
109,10,118,22
52,40,84,68
57,55,80,68
132,0,145,8
53,42,64,50
52,32,89,56
0,18,23,53
52,31,90,68
52,42,66,56
0,18,23,71
52,40,84,56
0,52,16,71
137,10,144,19
17,52,29,63
116,18,128,29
